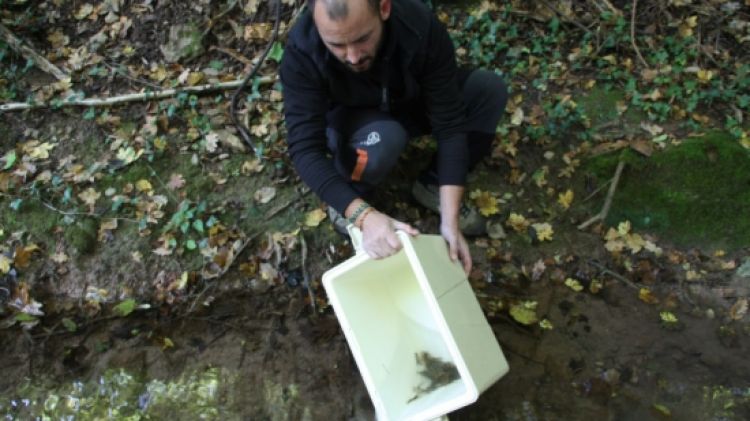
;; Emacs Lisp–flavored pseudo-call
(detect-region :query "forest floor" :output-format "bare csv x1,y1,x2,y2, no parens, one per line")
1,0,750,419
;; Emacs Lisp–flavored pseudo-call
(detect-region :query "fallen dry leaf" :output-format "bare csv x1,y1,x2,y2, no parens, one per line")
557,189,574,209
254,186,276,204
729,298,748,321
639,288,660,304
305,209,327,227
532,222,554,242
564,278,583,292
167,173,186,190
506,213,530,232
470,189,499,217
78,187,101,209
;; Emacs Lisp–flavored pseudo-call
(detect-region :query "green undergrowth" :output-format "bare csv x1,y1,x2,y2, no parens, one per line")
576,86,646,129
583,131,750,250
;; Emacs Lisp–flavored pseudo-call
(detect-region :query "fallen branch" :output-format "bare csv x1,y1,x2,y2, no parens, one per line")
578,160,626,230
630,0,649,69
0,23,69,81
0,75,276,113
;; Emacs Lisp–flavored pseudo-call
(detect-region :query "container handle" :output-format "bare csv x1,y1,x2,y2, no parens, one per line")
346,224,365,255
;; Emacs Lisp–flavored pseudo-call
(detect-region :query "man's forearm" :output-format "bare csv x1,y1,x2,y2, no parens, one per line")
439,185,464,228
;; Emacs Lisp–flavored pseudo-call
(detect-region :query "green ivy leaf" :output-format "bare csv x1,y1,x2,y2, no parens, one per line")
192,219,204,233
114,299,137,317
2,150,16,170
185,239,197,250
268,42,284,63
15,313,37,322
62,317,78,332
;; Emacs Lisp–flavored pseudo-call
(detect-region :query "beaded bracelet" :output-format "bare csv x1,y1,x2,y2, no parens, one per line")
354,206,374,229
347,201,371,226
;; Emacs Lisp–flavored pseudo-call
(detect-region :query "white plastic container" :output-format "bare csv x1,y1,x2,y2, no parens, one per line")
322,229,509,421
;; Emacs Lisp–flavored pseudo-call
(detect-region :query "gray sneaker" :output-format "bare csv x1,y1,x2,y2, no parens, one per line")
411,180,487,236
327,206,350,236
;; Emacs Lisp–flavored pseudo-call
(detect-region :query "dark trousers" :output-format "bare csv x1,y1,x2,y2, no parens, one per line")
325,69,508,194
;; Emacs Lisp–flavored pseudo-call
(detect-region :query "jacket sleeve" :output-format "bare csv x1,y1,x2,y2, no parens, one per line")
420,15,469,186
280,43,360,214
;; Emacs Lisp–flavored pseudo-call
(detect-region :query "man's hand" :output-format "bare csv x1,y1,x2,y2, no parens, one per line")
439,185,473,274
360,210,419,259
440,223,471,274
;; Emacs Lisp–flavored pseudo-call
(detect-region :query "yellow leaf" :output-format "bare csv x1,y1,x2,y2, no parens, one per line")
660,311,678,323
678,23,693,38
186,72,204,86
509,301,538,325
557,189,574,209
470,189,500,217
506,213,530,232
0,255,11,274
150,66,169,82
153,137,167,151
26,142,57,160
639,288,660,304
305,209,327,227
564,278,584,292
136,179,153,193
653,404,671,417
605,239,625,253
697,69,714,83
539,319,554,330
589,279,603,294
510,107,524,126
532,222,554,242
162,337,174,350
617,220,631,236
625,233,646,254
78,187,101,207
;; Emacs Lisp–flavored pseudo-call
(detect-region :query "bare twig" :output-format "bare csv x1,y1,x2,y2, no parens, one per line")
630,0,649,69
210,46,254,66
578,160,626,230
538,0,592,34
0,23,69,81
299,232,317,314
1,76,276,112
587,260,640,290
203,0,239,36
582,179,613,203
599,0,622,15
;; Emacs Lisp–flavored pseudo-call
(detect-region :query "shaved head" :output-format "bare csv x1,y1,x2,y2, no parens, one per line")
308,0,379,20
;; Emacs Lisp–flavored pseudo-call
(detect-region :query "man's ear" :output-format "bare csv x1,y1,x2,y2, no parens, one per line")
379,0,391,20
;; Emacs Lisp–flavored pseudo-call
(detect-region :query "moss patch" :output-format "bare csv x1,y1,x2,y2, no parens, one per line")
576,85,645,128
582,131,750,249
0,200,60,245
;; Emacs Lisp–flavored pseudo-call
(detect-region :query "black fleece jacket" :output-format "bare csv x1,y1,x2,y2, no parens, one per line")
280,0,468,214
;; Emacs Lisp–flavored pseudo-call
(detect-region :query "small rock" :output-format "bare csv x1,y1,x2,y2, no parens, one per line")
736,258,750,278
161,23,204,63
487,221,507,240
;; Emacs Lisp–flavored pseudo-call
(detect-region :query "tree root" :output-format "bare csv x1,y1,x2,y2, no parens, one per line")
578,160,626,230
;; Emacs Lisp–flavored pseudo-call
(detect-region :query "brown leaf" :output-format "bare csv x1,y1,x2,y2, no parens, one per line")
629,139,654,157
